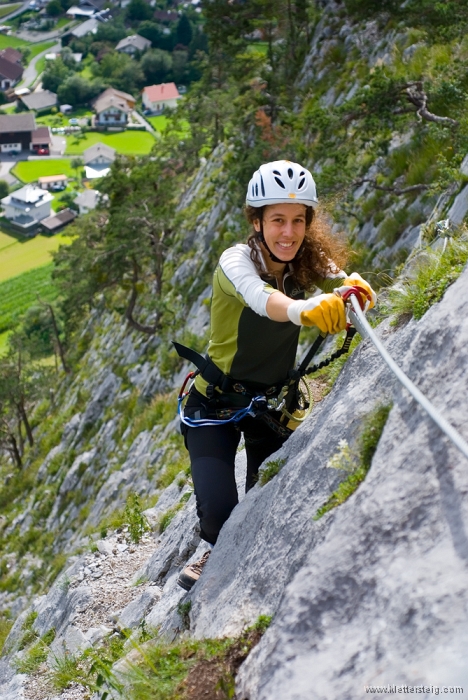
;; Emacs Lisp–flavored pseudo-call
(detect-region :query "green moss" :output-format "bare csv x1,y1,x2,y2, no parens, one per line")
258,458,287,486
314,404,392,520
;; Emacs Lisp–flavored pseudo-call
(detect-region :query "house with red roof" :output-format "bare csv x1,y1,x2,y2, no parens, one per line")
142,83,181,114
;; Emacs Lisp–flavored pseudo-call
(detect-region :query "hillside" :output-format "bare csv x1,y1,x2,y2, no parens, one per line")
1,1,468,698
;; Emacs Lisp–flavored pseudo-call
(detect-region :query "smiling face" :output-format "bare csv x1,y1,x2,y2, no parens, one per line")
254,203,307,266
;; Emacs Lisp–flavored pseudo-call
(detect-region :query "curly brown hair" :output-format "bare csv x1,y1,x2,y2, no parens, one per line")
244,205,349,292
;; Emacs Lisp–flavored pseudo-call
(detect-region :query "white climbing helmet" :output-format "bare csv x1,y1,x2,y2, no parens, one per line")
246,160,318,208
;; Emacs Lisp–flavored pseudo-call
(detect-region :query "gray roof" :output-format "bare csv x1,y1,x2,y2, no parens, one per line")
70,17,98,37
41,207,77,232
0,113,35,134
20,90,57,111
83,142,116,164
75,189,99,208
115,34,151,52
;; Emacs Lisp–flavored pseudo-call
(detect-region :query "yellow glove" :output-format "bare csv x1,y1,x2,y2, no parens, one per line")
287,294,347,334
339,272,377,310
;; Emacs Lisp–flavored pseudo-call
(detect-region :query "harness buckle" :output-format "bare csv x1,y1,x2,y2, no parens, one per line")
206,384,215,399
233,382,247,394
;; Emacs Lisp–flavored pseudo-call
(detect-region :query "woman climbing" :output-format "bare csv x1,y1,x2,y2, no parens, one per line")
176,160,376,591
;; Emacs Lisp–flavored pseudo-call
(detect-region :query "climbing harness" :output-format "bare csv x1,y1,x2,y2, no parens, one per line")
174,287,366,434
346,293,468,462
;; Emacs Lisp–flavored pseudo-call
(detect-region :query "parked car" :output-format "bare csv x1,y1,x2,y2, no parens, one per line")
68,118,79,125
36,147,49,155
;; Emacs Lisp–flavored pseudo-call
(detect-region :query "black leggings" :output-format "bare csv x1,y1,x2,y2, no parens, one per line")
183,389,289,545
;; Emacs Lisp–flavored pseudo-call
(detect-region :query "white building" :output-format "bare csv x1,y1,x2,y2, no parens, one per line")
1,185,53,233
142,83,181,113
83,142,116,178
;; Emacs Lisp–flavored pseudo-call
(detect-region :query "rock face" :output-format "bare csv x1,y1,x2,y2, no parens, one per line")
221,267,468,698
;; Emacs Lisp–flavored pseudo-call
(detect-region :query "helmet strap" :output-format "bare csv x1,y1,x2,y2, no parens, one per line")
257,221,284,265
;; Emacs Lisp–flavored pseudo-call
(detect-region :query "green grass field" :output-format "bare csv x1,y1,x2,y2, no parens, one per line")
27,40,55,60
12,159,78,182
0,263,59,334
0,229,72,283
0,34,27,49
147,115,168,131
65,131,155,155
0,4,21,18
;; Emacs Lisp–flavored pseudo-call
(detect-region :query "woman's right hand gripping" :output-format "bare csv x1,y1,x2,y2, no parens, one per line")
287,294,347,334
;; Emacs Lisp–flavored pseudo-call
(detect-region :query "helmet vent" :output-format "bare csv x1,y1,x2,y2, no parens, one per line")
298,177,305,190
272,170,281,175
299,170,305,176
274,177,286,189
287,168,294,179
260,175,265,197
255,183,258,196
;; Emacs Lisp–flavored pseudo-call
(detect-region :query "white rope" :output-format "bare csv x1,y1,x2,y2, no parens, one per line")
348,295,468,462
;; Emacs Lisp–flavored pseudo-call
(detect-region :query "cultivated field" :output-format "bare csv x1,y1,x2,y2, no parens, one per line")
0,262,58,334
0,229,72,283
0,34,27,48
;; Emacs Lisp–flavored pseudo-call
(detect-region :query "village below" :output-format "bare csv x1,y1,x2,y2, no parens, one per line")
1,0,468,699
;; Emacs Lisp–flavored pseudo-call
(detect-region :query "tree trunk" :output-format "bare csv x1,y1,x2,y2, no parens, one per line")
8,433,22,469
17,401,33,447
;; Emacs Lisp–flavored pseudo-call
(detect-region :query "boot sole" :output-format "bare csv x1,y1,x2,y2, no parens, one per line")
177,573,197,591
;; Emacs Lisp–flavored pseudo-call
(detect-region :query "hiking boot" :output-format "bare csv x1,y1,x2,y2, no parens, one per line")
177,550,211,591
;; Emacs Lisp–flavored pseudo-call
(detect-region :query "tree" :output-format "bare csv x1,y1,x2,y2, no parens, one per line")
71,156,83,183
176,14,193,47
95,19,127,43
0,180,8,199
53,157,179,336
97,52,144,94
141,49,172,85
126,0,152,22
138,20,165,48
46,0,62,16
57,75,105,107
42,58,72,93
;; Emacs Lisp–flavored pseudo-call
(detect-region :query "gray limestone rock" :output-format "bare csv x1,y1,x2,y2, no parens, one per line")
187,266,468,698
48,624,91,661
117,589,160,629
447,184,468,225
79,371,121,431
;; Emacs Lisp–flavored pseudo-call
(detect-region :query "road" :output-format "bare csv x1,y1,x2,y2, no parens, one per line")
18,41,60,88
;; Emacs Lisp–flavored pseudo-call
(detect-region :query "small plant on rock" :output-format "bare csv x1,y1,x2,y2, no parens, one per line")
124,493,150,544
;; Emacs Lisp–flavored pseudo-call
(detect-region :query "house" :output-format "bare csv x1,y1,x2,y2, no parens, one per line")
92,92,131,128
0,48,22,65
142,83,181,113
153,10,178,22
40,207,77,233
92,87,135,111
0,113,32,153
1,184,53,233
83,142,116,178
0,114,52,154
38,174,68,191
0,55,23,90
75,189,100,214
19,90,57,113
115,34,151,56
62,17,98,44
